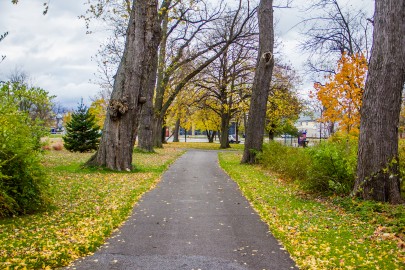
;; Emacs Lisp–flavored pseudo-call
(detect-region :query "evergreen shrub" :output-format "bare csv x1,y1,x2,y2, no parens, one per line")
63,101,101,152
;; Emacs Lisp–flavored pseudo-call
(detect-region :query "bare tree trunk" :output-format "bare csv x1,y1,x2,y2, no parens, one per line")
220,113,230,149
87,0,161,170
153,12,169,148
173,118,180,142
153,118,164,148
242,0,274,163
162,125,167,144
269,130,274,141
137,42,159,152
354,0,405,204
328,122,335,136
206,130,216,143
137,100,154,152
243,112,248,138
235,121,239,142
268,123,276,140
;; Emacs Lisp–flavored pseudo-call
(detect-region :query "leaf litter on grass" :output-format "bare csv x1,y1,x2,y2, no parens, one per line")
0,148,183,269
219,152,405,270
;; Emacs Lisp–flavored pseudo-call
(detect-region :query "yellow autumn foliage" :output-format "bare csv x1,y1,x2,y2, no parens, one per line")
89,98,108,129
62,112,72,126
192,106,221,132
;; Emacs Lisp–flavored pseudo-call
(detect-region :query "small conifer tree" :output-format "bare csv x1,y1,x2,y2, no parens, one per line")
63,100,101,152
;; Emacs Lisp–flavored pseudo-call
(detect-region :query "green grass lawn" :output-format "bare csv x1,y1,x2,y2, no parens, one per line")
0,148,183,269
219,152,405,270
2,143,403,269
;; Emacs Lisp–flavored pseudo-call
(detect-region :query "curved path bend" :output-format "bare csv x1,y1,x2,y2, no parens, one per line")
67,150,297,270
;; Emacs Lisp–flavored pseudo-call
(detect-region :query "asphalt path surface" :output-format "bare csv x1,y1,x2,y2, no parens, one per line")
67,150,297,270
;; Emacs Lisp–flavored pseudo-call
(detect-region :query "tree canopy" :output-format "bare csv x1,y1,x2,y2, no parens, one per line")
0,81,55,127
7,0,404,205
312,53,367,136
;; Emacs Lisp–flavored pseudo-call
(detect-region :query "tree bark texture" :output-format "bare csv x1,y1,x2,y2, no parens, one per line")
137,34,160,152
173,118,180,142
220,113,231,149
206,130,216,143
162,125,167,144
137,90,155,152
354,0,405,204
153,12,169,148
241,0,274,163
153,117,164,148
87,0,161,170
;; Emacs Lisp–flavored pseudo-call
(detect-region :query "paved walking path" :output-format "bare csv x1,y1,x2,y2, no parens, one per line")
68,150,297,270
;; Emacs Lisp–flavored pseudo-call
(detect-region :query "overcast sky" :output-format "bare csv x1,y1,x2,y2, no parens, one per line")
0,1,108,109
0,0,373,110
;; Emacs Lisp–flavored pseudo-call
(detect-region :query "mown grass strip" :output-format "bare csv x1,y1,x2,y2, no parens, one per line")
0,148,183,269
219,152,405,270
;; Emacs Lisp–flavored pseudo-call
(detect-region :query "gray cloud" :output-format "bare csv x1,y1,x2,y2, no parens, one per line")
0,1,107,108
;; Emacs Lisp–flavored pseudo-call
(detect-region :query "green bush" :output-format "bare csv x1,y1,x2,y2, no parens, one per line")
258,141,311,181
260,136,405,197
0,97,49,217
259,136,357,195
305,136,357,194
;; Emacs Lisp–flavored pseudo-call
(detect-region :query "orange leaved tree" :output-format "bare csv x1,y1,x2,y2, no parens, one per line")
313,53,368,136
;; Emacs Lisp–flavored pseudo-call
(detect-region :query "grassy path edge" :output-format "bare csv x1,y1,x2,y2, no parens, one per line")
218,152,404,270
0,148,185,269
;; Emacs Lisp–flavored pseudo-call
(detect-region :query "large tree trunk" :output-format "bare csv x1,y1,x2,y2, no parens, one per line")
241,0,274,163
173,118,180,142
354,0,405,204
137,42,159,152
153,12,169,148
87,0,161,170
152,117,164,148
137,99,154,152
